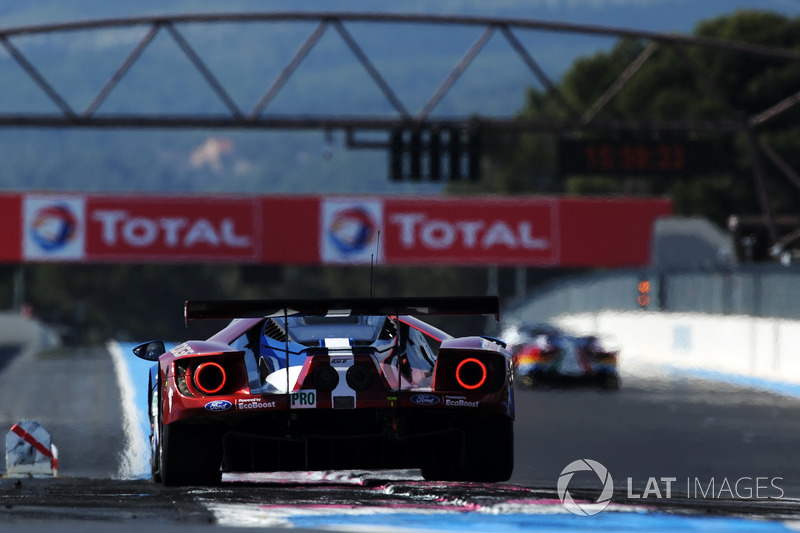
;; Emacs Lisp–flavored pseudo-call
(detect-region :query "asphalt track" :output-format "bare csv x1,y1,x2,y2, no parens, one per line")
2,319,800,531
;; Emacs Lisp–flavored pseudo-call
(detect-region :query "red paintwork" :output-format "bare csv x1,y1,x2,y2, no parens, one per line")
158,348,513,425
162,386,512,426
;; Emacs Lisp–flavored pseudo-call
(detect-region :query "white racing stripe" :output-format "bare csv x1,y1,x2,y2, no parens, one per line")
106,340,149,479
324,337,352,350
325,338,356,407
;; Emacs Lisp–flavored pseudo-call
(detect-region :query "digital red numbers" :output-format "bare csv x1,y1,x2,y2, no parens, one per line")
559,139,713,176
583,142,686,173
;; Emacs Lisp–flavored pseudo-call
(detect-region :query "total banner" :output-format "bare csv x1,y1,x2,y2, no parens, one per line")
7,193,671,267
354,197,558,266
86,196,261,262
320,196,672,267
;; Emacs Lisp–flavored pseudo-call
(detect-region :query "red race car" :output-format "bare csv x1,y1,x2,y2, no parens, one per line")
133,297,514,486
503,322,620,390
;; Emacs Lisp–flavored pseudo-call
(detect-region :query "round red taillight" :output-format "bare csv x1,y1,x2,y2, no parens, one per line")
455,357,487,390
194,361,227,394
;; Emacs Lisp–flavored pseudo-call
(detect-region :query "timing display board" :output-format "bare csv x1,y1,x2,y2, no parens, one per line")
558,139,717,176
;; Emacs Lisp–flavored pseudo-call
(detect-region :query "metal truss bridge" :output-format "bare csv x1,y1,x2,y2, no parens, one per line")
1,12,799,251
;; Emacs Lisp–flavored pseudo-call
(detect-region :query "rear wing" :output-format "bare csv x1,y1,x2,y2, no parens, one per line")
185,296,499,326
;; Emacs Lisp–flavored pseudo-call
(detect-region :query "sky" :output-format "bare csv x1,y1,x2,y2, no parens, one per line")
1,0,798,196
3,1,800,33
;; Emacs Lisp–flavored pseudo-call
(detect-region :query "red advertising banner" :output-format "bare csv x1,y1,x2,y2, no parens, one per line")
85,195,261,262
260,196,319,264
3,193,671,267
558,197,673,267
0,194,21,262
382,197,559,266
318,196,671,267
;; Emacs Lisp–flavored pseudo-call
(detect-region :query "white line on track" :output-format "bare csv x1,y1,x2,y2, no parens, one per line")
107,340,149,479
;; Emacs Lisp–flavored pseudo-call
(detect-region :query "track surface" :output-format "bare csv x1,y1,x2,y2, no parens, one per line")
1,339,800,530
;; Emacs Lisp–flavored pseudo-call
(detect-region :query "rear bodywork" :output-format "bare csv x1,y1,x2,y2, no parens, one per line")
135,297,515,485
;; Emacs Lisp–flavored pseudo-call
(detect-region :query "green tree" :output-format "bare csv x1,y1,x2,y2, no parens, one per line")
17,263,495,343
466,10,800,228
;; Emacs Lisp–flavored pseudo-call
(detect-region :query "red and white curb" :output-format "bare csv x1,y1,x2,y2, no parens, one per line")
5,420,58,477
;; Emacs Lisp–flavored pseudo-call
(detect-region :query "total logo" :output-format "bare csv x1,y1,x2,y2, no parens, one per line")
91,210,252,249
31,204,78,251
321,199,383,264
23,196,86,260
329,207,376,253
390,213,550,251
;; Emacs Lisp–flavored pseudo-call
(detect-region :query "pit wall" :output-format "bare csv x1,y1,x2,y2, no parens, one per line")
553,312,800,385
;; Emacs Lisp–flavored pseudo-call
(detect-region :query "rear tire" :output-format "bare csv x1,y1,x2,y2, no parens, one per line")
159,417,222,486
150,417,162,483
149,384,162,483
600,373,620,391
422,417,514,482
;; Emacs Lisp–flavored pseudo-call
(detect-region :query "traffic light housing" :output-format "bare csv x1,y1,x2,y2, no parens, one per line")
389,126,481,181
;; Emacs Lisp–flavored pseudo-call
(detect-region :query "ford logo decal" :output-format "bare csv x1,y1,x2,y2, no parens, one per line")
204,400,232,412
410,394,440,406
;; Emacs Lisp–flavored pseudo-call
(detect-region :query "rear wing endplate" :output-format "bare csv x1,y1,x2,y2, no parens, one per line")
185,296,499,326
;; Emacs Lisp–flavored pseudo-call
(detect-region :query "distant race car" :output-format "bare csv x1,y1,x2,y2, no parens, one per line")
133,296,514,486
502,323,620,390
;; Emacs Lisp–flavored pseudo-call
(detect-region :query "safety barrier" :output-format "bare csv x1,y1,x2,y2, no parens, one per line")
554,311,800,385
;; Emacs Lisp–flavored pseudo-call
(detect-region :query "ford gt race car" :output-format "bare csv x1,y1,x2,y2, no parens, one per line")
502,323,620,390
133,297,514,486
